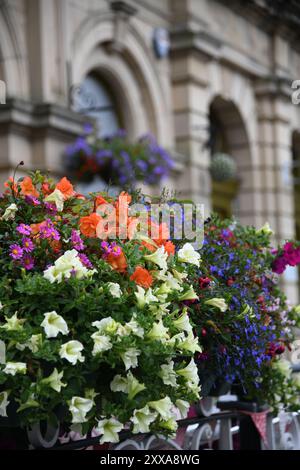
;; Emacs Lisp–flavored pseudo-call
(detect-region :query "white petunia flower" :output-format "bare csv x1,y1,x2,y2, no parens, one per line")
176,358,199,387
2,203,18,221
96,418,123,444
144,246,168,271
256,222,273,236
3,361,26,376
172,269,188,282
106,282,122,298
41,311,69,338
59,340,84,365
110,374,128,393
135,286,158,309
92,317,118,335
69,396,94,423
110,371,145,400
273,358,292,379
126,371,146,400
175,399,190,419
45,189,64,212
148,396,175,420
205,298,228,312
159,361,178,387
149,302,170,319
154,272,183,292
42,368,66,392
124,318,144,338
43,250,96,283
173,308,193,333
177,243,201,267
91,333,112,356
0,312,26,331
120,348,140,370
177,331,202,354
131,405,157,434
178,286,199,301
27,334,43,353
0,391,10,417
147,319,169,342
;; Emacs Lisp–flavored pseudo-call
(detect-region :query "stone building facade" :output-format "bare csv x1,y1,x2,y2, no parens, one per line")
0,0,300,300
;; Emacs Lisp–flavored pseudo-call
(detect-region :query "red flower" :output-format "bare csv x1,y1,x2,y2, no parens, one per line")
199,277,211,289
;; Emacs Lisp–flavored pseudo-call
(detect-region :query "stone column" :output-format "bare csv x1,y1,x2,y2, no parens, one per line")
255,78,298,303
170,40,213,216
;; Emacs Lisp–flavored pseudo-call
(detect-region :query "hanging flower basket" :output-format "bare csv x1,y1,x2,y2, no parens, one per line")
210,153,237,182
0,172,201,446
64,128,174,187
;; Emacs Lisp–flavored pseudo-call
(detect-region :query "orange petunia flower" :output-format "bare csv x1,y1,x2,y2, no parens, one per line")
56,177,75,200
20,176,39,198
95,195,108,208
4,177,18,194
140,240,157,253
79,213,101,238
30,222,43,236
164,240,175,256
106,250,127,273
130,265,153,288
41,182,52,196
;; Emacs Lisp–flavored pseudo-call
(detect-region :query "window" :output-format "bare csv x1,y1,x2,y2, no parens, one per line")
72,74,120,137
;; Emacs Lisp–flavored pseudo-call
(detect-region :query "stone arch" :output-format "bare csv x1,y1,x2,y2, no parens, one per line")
208,95,255,224
0,5,26,97
70,16,171,146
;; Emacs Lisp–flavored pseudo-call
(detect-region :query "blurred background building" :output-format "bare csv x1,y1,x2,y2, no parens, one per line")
0,0,300,300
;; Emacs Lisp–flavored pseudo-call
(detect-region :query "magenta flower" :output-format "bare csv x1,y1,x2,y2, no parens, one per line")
25,195,40,206
110,242,121,257
44,202,57,214
78,253,93,268
9,244,23,260
101,241,111,257
39,219,60,241
22,237,35,253
101,241,121,258
22,255,35,270
71,229,85,251
16,224,32,236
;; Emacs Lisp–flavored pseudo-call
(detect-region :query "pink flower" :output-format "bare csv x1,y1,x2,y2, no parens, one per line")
22,255,34,270
44,202,57,214
71,230,85,251
78,253,93,268
9,244,23,260
22,237,34,253
16,224,32,236
39,219,60,241
272,256,287,274
25,195,40,206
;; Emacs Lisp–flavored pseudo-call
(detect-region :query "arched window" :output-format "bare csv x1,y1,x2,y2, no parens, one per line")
209,103,239,219
72,74,120,137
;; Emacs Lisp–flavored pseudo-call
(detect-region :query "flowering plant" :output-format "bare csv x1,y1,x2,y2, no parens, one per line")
65,128,174,186
0,172,200,443
271,241,300,274
187,216,300,410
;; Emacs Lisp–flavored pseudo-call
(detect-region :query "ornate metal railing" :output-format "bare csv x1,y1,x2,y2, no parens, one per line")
20,396,300,451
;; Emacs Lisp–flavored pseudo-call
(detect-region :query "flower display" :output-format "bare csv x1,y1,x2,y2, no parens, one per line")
185,215,300,410
0,172,200,442
64,127,174,186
